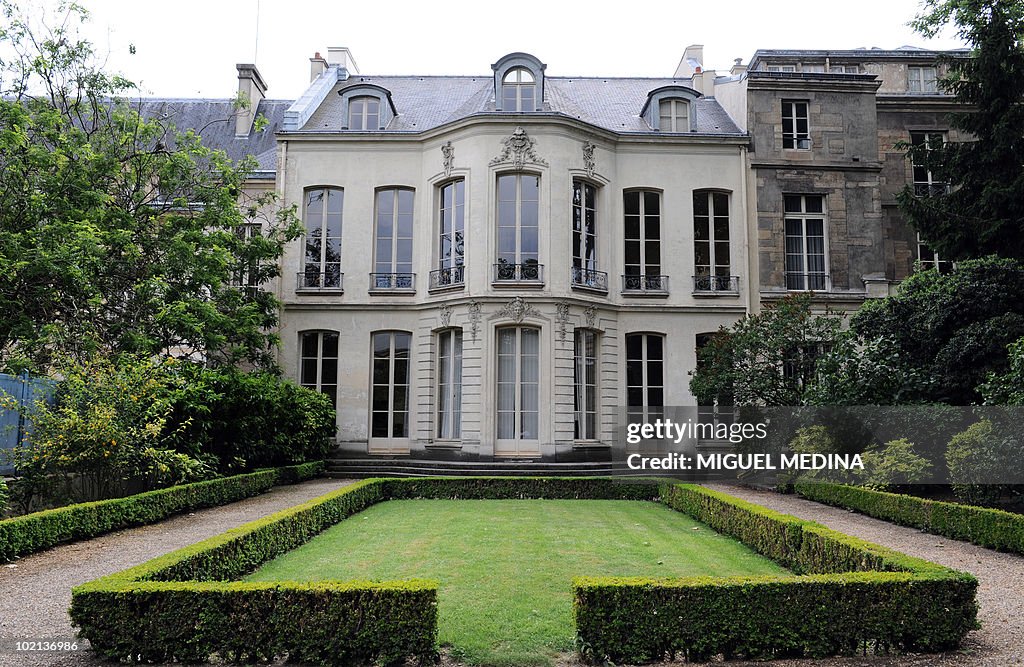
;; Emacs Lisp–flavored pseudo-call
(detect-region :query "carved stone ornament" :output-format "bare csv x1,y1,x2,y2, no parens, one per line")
555,301,571,341
468,301,482,341
497,296,540,323
439,303,453,328
441,140,454,177
582,141,596,178
583,304,597,328
490,126,548,169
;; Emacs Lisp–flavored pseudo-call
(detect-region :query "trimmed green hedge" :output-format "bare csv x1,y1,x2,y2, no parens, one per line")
71,477,976,665
573,483,978,663
795,481,1024,554
72,479,435,666
0,462,324,562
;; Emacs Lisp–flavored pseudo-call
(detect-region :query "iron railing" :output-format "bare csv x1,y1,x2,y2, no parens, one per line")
429,266,465,289
297,269,343,290
622,274,669,293
493,262,544,283
570,267,608,291
370,273,416,290
693,274,740,293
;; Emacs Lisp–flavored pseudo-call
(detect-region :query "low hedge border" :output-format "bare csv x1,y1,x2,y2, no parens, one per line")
0,461,324,562
70,477,976,666
573,482,978,664
795,481,1024,555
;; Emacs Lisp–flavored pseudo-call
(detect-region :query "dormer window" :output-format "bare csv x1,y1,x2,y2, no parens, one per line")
502,68,535,112
349,96,379,130
658,99,689,132
492,52,546,112
338,83,396,130
641,85,699,133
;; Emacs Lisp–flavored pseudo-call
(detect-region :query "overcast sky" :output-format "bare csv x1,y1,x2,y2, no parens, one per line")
63,0,969,100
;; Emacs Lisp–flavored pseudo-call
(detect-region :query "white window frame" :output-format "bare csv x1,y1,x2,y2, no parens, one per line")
625,333,665,422
349,95,380,130
574,329,599,441
496,326,540,443
916,233,953,273
658,99,690,132
373,187,415,289
301,187,343,289
436,328,463,440
623,190,663,290
232,221,263,288
572,180,598,281
908,66,938,93
693,190,732,291
910,131,948,197
501,67,536,112
495,173,541,281
767,64,796,72
437,179,465,284
299,331,339,410
781,100,811,150
370,330,412,442
784,194,829,291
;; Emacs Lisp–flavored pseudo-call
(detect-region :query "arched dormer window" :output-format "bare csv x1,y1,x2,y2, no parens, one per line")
492,52,545,112
338,83,397,130
641,85,700,133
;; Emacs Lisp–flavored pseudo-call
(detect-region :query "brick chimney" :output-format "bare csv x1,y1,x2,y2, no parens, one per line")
235,63,268,137
309,51,328,82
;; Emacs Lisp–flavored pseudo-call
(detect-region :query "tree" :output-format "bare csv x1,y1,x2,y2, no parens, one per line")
0,1,301,373
690,294,845,406
897,0,1024,260
850,256,1024,403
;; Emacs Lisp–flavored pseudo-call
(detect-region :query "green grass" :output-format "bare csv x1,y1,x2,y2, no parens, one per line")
246,499,792,666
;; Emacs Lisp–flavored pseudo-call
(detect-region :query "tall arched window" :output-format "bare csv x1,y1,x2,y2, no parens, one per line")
436,328,463,440
370,331,412,442
373,187,415,289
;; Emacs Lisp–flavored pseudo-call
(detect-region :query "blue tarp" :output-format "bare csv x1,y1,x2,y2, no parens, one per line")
0,372,56,475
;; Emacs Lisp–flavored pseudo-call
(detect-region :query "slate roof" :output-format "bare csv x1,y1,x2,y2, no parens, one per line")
135,98,291,174
300,75,744,135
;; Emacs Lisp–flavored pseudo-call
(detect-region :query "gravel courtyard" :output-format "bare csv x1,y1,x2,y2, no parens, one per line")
1,479,1021,667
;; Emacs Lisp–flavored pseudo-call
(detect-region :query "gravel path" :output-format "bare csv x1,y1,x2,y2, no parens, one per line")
2,480,1020,667
693,483,1024,667
0,477,353,667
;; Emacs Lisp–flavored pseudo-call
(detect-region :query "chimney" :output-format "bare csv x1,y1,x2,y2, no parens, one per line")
235,63,268,137
326,47,360,76
730,58,747,76
695,69,717,96
310,51,328,82
674,44,704,78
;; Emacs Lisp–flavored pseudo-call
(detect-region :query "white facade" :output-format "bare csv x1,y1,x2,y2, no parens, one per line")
271,53,754,461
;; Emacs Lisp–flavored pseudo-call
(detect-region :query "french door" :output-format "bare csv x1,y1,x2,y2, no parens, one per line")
494,326,540,457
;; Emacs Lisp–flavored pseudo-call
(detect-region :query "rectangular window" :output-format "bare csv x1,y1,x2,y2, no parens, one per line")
658,99,689,132
626,333,664,421
766,65,796,72
917,233,952,274
693,191,733,292
911,131,947,197
302,187,343,289
574,329,598,440
349,96,380,130
781,100,810,149
908,66,938,93
300,331,339,409
801,64,825,73
623,190,666,292
437,329,463,439
373,188,415,289
496,327,539,440
784,195,828,291
371,331,411,439
571,180,604,289
232,221,262,288
495,174,541,282
434,179,465,288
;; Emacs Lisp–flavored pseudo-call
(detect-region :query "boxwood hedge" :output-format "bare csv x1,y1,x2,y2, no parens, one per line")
70,477,977,665
0,461,323,562
795,481,1024,554
573,483,978,664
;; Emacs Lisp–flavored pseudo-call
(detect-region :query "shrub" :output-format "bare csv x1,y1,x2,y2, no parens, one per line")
795,481,1024,554
166,366,335,471
858,438,933,490
946,419,1017,505
576,483,977,663
0,464,320,562
3,354,212,507
0,477,7,516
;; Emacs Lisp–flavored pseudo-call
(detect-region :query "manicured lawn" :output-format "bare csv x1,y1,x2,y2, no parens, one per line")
246,499,792,666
